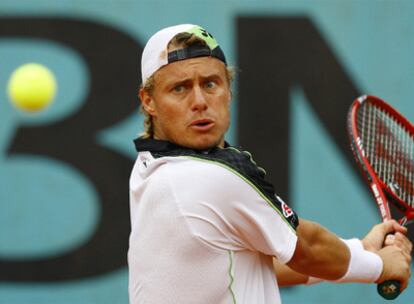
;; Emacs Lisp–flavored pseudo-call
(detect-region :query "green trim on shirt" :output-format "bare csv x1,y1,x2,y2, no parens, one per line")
183,155,297,234
228,250,237,304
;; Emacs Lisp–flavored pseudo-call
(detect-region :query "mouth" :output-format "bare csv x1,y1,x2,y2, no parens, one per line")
190,119,215,131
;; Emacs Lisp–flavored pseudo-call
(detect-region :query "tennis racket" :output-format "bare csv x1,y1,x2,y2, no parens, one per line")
347,95,414,300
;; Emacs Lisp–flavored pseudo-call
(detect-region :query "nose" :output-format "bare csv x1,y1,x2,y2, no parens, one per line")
190,85,208,112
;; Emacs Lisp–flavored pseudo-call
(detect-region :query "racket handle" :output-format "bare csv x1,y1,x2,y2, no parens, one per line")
377,280,401,300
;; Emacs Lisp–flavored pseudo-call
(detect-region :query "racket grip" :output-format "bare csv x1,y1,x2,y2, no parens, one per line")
377,280,401,300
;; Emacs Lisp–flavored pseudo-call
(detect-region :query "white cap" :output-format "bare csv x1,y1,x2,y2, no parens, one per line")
141,24,226,85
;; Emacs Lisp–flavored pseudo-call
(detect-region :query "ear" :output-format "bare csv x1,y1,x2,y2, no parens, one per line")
139,88,157,116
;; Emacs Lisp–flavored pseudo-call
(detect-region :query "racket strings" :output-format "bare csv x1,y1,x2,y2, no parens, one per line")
357,102,414,207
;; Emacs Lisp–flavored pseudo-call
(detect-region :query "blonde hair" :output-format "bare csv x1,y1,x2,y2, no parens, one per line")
138,32,234,139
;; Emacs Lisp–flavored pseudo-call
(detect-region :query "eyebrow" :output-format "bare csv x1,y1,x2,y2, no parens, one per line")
167,73,222,87
199,73,222,80
169,78,192,88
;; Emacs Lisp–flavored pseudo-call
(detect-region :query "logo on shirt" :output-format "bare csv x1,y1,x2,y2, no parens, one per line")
276,195,294,218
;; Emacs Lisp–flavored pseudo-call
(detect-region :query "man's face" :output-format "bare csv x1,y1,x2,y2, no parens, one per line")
141,56,231,150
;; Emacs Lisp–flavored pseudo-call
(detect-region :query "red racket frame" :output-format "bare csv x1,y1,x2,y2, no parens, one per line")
348,95,414,225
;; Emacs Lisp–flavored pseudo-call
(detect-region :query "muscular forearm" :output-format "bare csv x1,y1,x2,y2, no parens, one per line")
278,219,410,289
273,258,309,286
287,219,350,280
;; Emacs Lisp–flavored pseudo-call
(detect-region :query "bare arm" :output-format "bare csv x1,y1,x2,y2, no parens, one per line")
287,219,349,280
273,219,349,286
273,258,308,286
274,219,411,290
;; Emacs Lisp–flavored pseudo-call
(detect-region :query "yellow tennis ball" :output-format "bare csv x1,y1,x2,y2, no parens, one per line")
7,63,57,112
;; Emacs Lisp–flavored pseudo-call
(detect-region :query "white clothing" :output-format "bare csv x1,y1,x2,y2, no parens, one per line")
128,151,298,304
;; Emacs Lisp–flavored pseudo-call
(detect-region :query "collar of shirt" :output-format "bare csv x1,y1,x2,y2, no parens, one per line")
133,137,231,153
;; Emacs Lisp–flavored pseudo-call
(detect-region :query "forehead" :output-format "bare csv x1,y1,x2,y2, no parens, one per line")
154,56,227,84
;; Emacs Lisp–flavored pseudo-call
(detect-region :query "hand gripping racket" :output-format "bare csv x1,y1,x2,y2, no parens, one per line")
347,95,414,300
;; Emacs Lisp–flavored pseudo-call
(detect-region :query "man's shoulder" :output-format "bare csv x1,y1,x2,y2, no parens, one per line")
151,154,244,187
162,154,235,176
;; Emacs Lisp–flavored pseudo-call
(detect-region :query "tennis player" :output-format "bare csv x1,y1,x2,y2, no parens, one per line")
128,24,412,304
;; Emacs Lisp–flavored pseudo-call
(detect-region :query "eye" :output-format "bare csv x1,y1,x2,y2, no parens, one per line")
173,85,185,93
204,81,217,89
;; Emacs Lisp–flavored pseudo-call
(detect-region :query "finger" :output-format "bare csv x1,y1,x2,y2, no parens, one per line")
397,262,410,292
382,220,396,233
403,266,411,291
401,279,408,292
402,250,412,264
405,237,413,252
392,234,408,243
401,259,411,292
382,220,406,235
384,234,395,246
391,221,408,234
393,242,412,263
394,233,412,253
